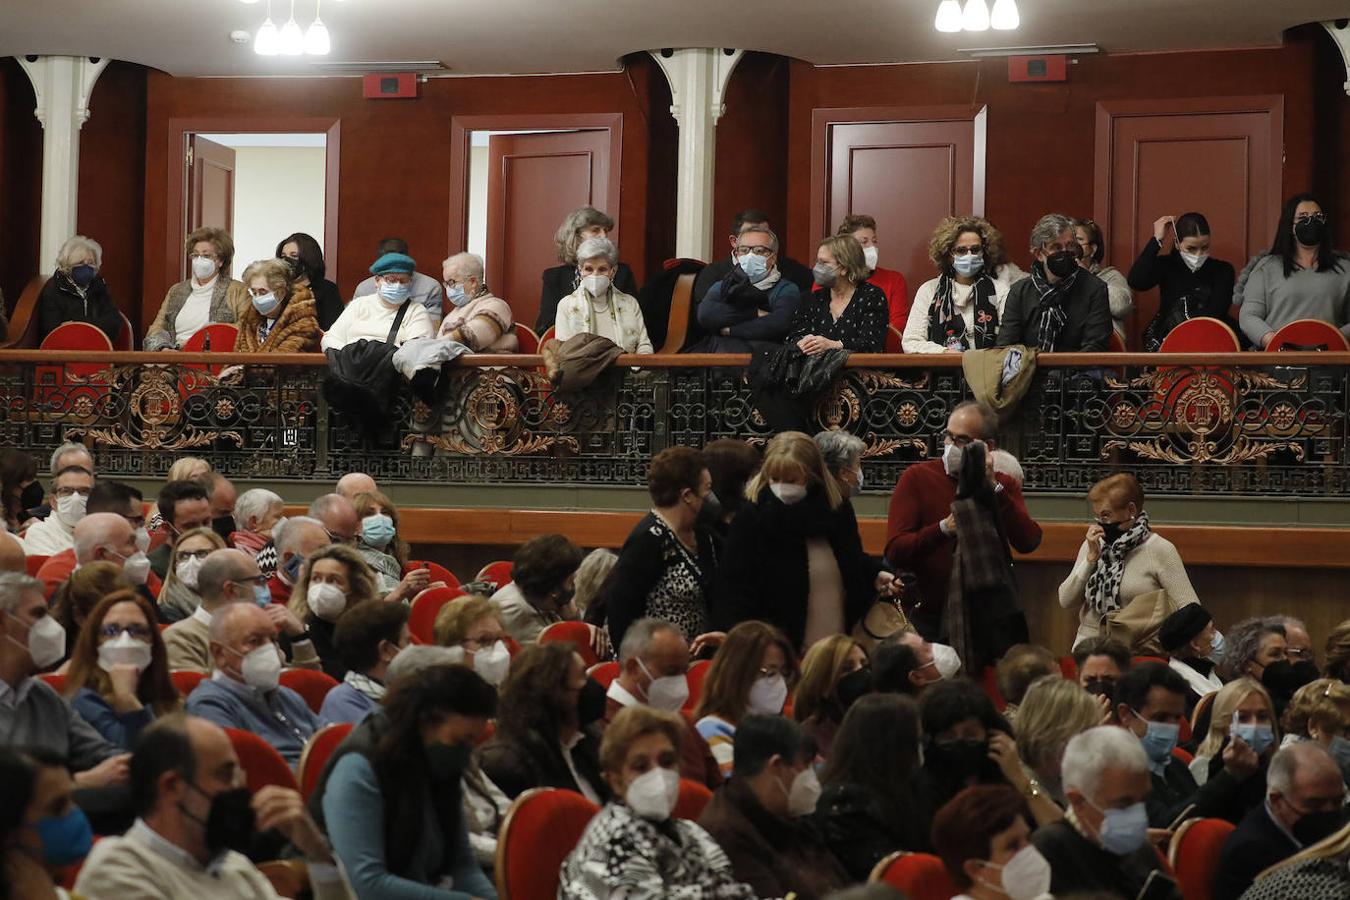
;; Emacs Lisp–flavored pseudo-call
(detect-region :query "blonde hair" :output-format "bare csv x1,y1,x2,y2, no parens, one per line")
794,634,865,725
744,431,843,510
1014,675,1100,773
433,593,498,647
927,216,1008,276
288,543,380,624
159,526,226,598
573,548,617,615
240,259,292,296
818,234,869,284
1196,677,1278,759
185,226,235,273
167,457,212,482
1087,473,1145,512
1282,679,1350,738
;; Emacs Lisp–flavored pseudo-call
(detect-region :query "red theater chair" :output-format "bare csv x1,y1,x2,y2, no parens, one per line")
476,560,514,588
36,322,113,414
673,779,713,820
495,788,600,900
26,555,49,577
1158,317,1240,353
405,560,460,591
684,659,712,714
224,728,299,793
298,722,354,801
885,326,903,353
513,323,540,354
279,668,339,714
539,620,602,667
587,660,621,688
1265,318,1350,352
870,851,958,900
170,670,208,697
1168,817,1236,900
408,586,466,644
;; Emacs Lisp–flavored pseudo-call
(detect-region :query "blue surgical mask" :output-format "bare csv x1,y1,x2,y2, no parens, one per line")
1133,709,1180,766
71,264,98,288
446,283,470,307
36,806,94,867
1329,735,1350,770
281,553,303,584
378,280,412,303
1208,630,1226,665
1091,800,1150,856
253,584,273,607
953,255,985,278
1231,715,1275,756
737,253,769,283
251,291,281,316
361,513,396,549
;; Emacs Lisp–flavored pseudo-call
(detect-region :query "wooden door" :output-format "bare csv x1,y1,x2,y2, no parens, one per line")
187,136,235,235
812,107,987,292
486,130,611,328
1094,97,1283,347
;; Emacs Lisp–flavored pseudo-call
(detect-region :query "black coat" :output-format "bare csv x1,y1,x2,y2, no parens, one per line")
691,255,816,346
1128,239,1238,347
1031,819,1180,900
309,278,345,331
479,723,610,802
813,780,929,881
997,268,1112,352
712,486,881,651
1214,803,1300,900
536,262,638,332
38,271,123,343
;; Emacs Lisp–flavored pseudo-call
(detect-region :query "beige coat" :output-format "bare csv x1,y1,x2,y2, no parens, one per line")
144,277,248,351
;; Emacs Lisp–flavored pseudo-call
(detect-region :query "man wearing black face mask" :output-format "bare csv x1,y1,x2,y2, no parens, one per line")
998,213,1112,352
1214,742,1347,900
198,472,238,547
76,714,349,899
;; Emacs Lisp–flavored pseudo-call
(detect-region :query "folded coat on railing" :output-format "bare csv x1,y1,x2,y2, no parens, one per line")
391,337,470,380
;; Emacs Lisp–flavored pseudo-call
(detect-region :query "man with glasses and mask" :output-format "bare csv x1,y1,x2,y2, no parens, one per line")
75,713,349,899
37,480,158,597
148,480,213,581
186,602,321,765
21,465,93,557
998,213,1112,352
885,401,1042,642
692,224,802,353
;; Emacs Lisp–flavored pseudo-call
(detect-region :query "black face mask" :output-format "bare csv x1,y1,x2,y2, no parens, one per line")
929,738,989,778
1263,659,1317,697
695,491,723,529
20,481,44,512
1292,808,1346,847
425,741,473,783
1083,677,1116,700
1100,521,1126,544
836,667,873,711
212,515,237,542
281,255,307,280
577,678,608,727
185,784,255,856
1294,219,1326,247
1045,251,1079,279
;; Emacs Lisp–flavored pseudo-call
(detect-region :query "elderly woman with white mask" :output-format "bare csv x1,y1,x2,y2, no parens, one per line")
554,237,653,354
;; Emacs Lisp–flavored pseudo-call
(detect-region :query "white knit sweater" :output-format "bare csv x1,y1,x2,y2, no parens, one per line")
1057,532,1199,649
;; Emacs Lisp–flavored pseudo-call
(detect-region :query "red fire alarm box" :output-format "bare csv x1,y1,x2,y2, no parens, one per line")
1008,55,1067,83
363,73,418,99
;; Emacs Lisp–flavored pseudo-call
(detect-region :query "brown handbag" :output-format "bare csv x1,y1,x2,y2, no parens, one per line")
1099,588,1177,656
851,573,918,652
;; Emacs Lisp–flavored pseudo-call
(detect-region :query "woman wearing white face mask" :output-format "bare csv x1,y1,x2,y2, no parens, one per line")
837,213,911,332
431,595,514,689
63,591,180,750
932,784,1054,900
553,236,653,354
288,544,381,679
694,621,798,777
560,705,758,900
1128,211,1237,351
155,527,224,624
144,226,248,351
714,432,897,654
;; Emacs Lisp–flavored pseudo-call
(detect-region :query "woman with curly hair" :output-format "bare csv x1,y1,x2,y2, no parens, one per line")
287,543,382,679
536,205,638,332
232,257,320,352
902,215,1027,353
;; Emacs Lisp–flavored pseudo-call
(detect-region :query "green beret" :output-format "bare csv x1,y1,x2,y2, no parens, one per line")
369,252,416,275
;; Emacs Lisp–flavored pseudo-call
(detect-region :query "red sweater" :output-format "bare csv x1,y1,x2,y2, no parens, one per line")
868,267,911,331
884,459,1042,619
36,548,164,600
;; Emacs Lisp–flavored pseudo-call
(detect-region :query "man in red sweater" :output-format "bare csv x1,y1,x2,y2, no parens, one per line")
885,401,1042,641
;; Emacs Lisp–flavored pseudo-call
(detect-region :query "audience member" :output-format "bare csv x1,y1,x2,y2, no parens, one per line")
1073,636,1131,700
324,251,436,350
312,663,498,898
228,488,283,560
147,480,212,580
789,234,889,354
1187,678,1278,828
0,573,126,787
37,479,154,597
693,223,802,352
266,515,330,605
1073,217,1134,343
793,634,869,758
814,430,867,500
351,489,410,595
816,693,928,878
1160,604,1225,709
156,524,226,622
1015,675,1105,808
0,447,39,532
167,457,212,483
699,715,849,899
76,714,346,899
335,472,378,501
554,236,653,353
288,543,381,679
602,446,720,650
432,594,513,686
692,209,814,308
1238,822,1350,899
1280,679,1350,776
1275,615,1317,672
320,594,410,726
350,237,444,326
185,602,320,764
1239,193,1350,347
560,705,757,899
64,591,180,749
39,233,123,343
996,644,1059,723
277,231,344,330
1324,619,1350,682
837,214,911,330
904,215,1025,353
538,206,639,332
0,746,93,897
1222,617,1302,710
572,548,617,618
998,213,1112,351
144,227,247,351
438,251,518,351
16,442,91,529
1128,213,1237,349
1031,725,1179,898
607,617,721,788
50,562,134,666
491,533,584,644
308,492,359,546
198,472,237,543
932,784,1050,900
700,438,762,537
1057,472,1198,649
715,431,892,652
64,513,153,604
480,642,609,801
885,401,1042,641
694,621,797,776
871,629,953,696
1214,741,1346,900
232,258,320,353
21,465,93,556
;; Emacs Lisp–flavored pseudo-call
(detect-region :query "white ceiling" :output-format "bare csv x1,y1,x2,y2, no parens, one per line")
3,0,1347,77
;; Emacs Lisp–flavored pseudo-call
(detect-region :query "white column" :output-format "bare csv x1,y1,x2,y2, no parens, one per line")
1324,21,1350,97
651,48,743,261
16,55,109,275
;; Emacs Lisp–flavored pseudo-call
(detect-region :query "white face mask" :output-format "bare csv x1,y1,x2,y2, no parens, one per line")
55,492,87,527
236,642,282,691
134,528,151,553
1179,250,1209,273
176,555,203,590
980,844,1053,900
115,550,152,586
6,612,67,670
626,766,681,821
748,673,789,715
472,640,511,687
769,482,808,505
637,658,690,712
582,274,612,297
98,632,153,674
862,246,879,270
306,582,347,622
942,442,964,477
786,766,823,817
191,255,217,281
931,642,963,680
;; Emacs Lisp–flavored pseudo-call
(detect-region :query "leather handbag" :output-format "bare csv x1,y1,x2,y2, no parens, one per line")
1100,588,1177,656
851,573,919,652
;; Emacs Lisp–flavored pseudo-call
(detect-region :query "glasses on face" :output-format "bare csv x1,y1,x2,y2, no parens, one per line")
1295,212,1327,224
758,665,788,679
99,623,153,640
941,429,977,448
950,245,984,257
1286,647,1310,661
53,486,92,499
734,246,775,258
461,634,507,651
325,530,355,545
175,548,212,563
248,287,273,298
190,253,219,262
1046,241,1083,256
231,575,268,589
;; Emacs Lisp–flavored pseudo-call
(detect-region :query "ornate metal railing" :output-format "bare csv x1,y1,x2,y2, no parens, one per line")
0,350,1346,497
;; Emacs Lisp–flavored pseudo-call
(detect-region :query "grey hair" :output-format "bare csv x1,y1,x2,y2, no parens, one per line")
736,223,779,253
554,206,614,264
73,513,127,564
387,645,462,685
814,431,865,474
573,548,618,614
56,235,103,272
308,493,352,521
1221,616,1287,680
618,617,682,663
1268,741,1338,796
1061,725,1148,798
234,489,283,531
240,259,291,295
442,252,484,282
0,573,43,615
951,400,1000,441
274,515,325,556
49,441,92,476
197,549,252,604
1275,616,1307,634
575,236,618,269
1029,213,1075,252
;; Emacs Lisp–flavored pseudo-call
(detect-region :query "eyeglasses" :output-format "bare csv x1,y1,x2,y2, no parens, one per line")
734,246,775,258
175,548,213,563
1295,212,1328,224
950,245,984,257
1045,242,1083,256
758,665,789,679
99,623,152,640
190,253,219,262
52,486,92,498
941,429,978,448
461,635,507,651
230,575,268,588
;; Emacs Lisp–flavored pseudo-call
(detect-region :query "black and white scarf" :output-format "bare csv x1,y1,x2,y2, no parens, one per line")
1028,262,1079,352
1085,510,1152,614
927,272,1000,350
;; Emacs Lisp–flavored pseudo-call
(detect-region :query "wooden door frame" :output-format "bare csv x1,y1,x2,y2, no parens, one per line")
163,117,341,306
808,105,988,258
1091,95,1285,247
447,113,624,258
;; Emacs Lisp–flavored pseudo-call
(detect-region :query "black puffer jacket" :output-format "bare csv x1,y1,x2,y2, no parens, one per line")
38,270,123,343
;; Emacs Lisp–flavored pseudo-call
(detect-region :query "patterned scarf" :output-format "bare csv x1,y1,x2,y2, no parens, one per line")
927,272,1000,350
1028,261,1079,352
1085,510,1153,614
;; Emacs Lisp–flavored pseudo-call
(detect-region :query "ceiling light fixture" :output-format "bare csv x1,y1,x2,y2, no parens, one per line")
304,0,331,54
962,0,991,32
254,0,280,55
990,0,1019,30
934,0,963,33
936,0,1017,33
279,0,305,56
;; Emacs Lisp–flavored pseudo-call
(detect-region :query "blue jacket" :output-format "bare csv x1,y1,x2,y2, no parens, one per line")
72,687,155,751
697,277,801,343
185,675,320,765
319,682,378,726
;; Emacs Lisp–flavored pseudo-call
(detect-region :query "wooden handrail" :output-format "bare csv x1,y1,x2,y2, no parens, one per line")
0,276,48,349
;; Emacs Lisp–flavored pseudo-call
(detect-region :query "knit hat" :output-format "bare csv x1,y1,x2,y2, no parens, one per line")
369,252,416,275
1159,604,1213,653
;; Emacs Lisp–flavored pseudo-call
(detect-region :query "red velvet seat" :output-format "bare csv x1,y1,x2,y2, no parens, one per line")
885,325,902,353
869,851,959,900
1058,655,1078,680
672,778,713,820
540,325,557,346
404,560,461,591
182,323,240,353
36,322,114,412
112,311,135,350
39,672,66,693
586,660,621,688
980,665,1008,712
170,670,208,697
224,727,299,792
1172,745,1194,765
279,668,340,714
1108,330,1127,352
408,585,466,644
1158,317,1240,353
684,659,712,714
25,555,49,577
1265,318,1350,352
476,560,514,588
297,722,354,801
539,620,602,667
1167,818,1236,900
495,787,600,900
513,323,540,354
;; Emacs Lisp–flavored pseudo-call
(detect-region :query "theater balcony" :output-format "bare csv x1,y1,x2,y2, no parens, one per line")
1,347,1346,649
